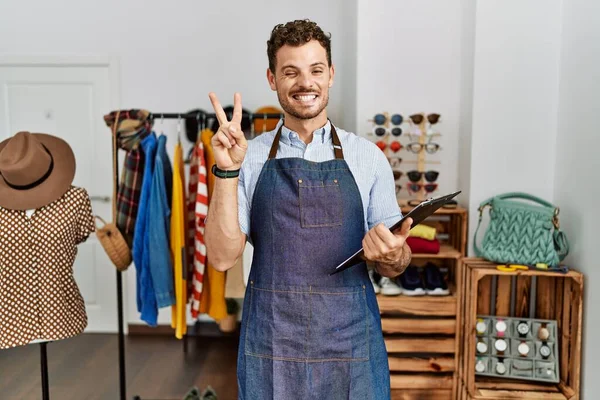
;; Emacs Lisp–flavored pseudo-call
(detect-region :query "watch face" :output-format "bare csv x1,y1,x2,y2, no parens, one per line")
496,320,507,333
475,360,486,373
496,362,506,374
538,327,550,340
518,342,530,356
540,345,551,357
476,321,487,334
517,322,529,335
495,339,507,352
477,341,488,354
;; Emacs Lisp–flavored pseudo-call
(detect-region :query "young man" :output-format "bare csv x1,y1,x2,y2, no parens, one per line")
205,19,412,399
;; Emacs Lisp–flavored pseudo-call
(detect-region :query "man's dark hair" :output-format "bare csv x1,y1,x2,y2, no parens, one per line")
267,19,332,73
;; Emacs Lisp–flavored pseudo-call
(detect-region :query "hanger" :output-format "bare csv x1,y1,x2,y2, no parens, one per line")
177,115,182,145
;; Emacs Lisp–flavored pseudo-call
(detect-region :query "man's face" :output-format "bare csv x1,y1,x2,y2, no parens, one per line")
267,40,334,120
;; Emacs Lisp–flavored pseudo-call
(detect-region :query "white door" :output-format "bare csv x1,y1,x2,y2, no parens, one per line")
0,57,119,332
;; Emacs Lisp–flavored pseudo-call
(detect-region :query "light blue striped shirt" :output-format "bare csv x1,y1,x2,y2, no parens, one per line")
238,119,402,241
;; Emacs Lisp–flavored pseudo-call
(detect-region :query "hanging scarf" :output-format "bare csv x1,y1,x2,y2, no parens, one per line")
103,109,152,246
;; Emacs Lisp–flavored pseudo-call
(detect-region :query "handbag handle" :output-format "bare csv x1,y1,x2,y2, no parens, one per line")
478,192,557,210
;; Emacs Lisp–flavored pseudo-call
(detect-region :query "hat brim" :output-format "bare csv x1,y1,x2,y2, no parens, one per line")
0,133,76,210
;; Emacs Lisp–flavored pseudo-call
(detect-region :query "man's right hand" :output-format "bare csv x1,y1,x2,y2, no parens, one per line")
208,92,248,170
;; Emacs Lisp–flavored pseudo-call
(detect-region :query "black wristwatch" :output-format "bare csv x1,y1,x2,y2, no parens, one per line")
212,164,240,179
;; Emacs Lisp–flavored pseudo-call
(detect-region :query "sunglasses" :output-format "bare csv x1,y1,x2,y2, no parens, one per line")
376,141,403,152
393,170,403,181
409,113,441,125
406,142,441,154
389,158,402,167
373,126,402,137
374,113,404,126
373,126,387,137
407,182,438,195
442,200,458,209
407,170,439,183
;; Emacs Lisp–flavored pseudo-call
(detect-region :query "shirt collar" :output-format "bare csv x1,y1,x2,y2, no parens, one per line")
276,119,332,145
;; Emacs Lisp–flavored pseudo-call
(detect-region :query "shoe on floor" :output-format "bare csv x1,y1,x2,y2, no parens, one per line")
182,386,201,400
398,266,425,296
424,263,450,296
368,268,381,294
201,386,218,400
379,277,402,296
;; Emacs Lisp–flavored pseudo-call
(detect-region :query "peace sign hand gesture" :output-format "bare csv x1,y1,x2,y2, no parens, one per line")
208,92,248,170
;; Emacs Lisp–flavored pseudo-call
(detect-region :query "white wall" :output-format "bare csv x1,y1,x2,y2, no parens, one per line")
0,0,349,326
457,0,476,210
339,0,359,132
356,0,463,200
554,0,600,397
467,0,562,253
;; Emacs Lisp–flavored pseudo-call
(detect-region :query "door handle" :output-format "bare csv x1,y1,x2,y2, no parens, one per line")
90,196,111,203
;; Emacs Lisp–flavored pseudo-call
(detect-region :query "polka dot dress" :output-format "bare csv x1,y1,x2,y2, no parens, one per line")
0,186,95,349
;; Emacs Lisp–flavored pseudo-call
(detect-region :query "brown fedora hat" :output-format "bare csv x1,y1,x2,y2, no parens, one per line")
0,131,75,210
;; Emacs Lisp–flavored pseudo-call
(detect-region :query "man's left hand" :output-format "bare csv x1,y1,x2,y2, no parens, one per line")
363,217,413,277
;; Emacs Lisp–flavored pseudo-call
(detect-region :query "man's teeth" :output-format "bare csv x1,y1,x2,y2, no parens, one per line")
295,94,317,101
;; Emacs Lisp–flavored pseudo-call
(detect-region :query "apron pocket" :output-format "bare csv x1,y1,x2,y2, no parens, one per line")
298,178,343,228
307,285,369,361
244,284,311,361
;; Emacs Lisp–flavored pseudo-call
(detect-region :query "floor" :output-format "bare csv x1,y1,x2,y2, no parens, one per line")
0,333,239,400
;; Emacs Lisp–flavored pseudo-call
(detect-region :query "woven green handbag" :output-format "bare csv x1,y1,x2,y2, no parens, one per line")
473,192,569,267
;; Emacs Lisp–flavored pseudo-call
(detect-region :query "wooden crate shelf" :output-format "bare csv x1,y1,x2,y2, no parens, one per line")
377,291,457,316
458,258,584,400
382,318,456,335
411,244,462,259
392,373,454,390
379,206,468,400
385,337,456,353
389,356,455,372
392,389,453,400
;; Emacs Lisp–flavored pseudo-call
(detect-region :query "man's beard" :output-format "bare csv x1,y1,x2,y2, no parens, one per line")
277,89,329,120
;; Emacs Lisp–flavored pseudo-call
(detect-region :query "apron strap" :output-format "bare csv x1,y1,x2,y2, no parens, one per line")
268,121,344,160
268,126,283,159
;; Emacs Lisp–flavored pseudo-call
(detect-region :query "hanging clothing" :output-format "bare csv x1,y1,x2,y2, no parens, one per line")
103,110,152,246
148,134,175,309
0,187,95,349
188,139,208,318
186,142,198,299
133,132,159,326
170,141,188,339
199,128,227,321
237,123,390,399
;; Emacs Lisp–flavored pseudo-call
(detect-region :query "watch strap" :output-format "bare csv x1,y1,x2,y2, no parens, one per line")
212,164,240,178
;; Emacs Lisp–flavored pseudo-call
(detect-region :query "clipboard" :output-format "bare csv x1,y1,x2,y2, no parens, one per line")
330,190,461,275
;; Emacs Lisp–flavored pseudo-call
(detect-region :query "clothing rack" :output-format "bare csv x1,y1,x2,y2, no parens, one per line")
112,109,281,400
148,111,284,120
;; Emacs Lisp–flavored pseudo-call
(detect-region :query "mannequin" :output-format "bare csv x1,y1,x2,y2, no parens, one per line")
26,209,54,346
0,131,95,400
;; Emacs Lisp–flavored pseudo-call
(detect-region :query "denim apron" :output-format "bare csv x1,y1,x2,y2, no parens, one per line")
237,123,390,399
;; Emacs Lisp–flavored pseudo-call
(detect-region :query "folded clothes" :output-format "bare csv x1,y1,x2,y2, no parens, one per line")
406,236,440,254
409,224,437,241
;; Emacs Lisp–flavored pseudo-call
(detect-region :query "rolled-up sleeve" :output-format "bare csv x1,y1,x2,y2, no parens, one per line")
367,150,403,230
238,164,251,239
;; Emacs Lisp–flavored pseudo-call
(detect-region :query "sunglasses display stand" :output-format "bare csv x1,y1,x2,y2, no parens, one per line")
368,112,442,204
